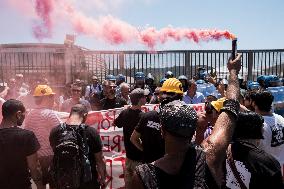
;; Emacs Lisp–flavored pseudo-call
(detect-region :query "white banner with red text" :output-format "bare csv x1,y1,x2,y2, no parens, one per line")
57,103,205,189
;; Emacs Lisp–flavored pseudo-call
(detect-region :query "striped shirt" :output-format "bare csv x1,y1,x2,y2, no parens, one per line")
24,107,61,157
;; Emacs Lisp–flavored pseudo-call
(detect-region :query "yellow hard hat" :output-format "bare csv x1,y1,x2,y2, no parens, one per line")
160,78,183,94
33,85,55,97
211,97,226,112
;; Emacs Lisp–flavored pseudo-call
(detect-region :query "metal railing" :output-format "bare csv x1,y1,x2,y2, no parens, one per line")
81,49,284,84
0,47,283,86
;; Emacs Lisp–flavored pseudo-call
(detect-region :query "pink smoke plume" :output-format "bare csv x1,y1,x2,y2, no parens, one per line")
13,0,236,48
32,0,54,40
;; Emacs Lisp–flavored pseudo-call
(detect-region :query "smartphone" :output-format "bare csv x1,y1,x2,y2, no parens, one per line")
232,38,237,60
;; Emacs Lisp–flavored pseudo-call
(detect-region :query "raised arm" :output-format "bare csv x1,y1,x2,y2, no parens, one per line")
201,54,241,187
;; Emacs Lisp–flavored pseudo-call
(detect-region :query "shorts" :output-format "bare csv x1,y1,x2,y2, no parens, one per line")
125,158,142,187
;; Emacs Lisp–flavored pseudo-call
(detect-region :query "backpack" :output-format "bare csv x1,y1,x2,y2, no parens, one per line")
51,123,92,189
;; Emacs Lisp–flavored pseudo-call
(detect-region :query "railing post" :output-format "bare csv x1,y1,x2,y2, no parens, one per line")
185,51,191,78
119,52,125,71
248,52,253,81
64,46,73,84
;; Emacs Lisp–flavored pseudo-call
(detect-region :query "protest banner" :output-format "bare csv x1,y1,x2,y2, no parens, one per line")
57,103,205,188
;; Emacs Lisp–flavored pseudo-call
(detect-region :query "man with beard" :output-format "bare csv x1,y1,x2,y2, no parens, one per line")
61,84,91,113
99,80,127,110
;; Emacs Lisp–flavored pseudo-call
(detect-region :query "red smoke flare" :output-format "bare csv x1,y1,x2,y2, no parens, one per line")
9,0,236,48
33,0,54,40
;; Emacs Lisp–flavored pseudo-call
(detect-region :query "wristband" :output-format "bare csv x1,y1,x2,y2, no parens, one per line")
220,99,240,119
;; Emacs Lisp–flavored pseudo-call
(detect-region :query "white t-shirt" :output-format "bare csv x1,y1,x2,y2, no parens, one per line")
260,113,284,174
183,92,205,104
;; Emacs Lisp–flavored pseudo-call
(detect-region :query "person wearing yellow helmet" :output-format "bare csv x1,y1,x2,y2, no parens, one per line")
131,54,243,189
24,84,61,188
159,78,184,107
130,78,184,164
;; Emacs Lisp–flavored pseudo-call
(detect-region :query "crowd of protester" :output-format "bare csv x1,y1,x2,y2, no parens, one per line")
0,55,284,189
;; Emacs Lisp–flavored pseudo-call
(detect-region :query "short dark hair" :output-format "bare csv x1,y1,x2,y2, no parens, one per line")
70,104,88,117
2,99,25,119
130,88,145,105
233,111,264,140
253,90,274,112
187,80,195,87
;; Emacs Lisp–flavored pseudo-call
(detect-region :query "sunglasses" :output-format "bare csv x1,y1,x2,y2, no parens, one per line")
72,89,81,92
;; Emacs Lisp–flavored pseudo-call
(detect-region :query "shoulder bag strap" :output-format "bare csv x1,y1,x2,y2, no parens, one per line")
79,124,89,155
60,122,66,131
227,144,247,189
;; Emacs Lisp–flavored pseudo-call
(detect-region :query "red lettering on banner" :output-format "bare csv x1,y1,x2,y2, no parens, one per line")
101,118,112,130
105,110,117,121
114,157,126,181
193,105,203,112
153,104,160,111
141,106,149,112
101,136,111,152
85,112,104,133
112,135,122,152
105,159,113,189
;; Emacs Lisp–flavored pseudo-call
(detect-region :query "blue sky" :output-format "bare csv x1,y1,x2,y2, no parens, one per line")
0,0,283,50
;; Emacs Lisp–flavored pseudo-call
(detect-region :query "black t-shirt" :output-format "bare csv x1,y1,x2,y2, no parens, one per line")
49,124,103,181
100,97,127,110
135,111,165,163
135,145,219,189
0,127,40,189
114,108,143,161
226,141,283,189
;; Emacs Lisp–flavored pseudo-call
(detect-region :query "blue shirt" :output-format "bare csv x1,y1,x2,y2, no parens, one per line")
183,92,205,104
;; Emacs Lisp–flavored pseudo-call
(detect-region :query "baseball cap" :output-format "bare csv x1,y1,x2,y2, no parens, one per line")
160,100,198,138
33,85,55,96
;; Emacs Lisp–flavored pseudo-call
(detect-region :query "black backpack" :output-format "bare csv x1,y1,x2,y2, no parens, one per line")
51,123,92,189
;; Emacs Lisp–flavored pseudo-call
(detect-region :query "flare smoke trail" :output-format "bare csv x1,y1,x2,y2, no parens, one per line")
9,0,236,48
33,0,54,39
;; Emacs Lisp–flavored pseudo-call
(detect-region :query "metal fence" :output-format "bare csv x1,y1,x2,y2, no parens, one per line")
0,47,283,86
82,49,284,84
